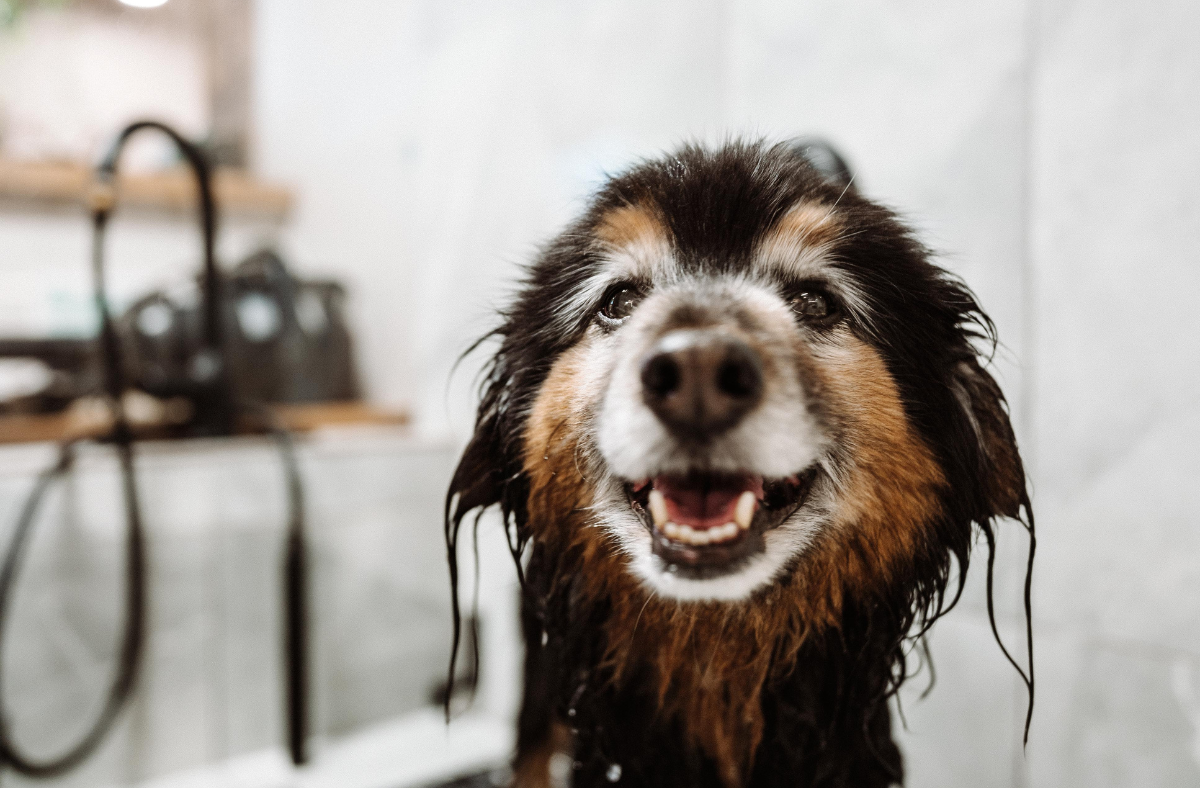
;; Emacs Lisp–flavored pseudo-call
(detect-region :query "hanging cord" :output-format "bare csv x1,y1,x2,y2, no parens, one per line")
0,122,183,777
238,401,309,765
0,120,310,774
0,436,145,778
96,122,231,435
94,122,311,766
96,123,310,767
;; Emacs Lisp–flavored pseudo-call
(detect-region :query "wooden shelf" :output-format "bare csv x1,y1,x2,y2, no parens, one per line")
271,401,411,433
0,401,409,446
0,158,293,221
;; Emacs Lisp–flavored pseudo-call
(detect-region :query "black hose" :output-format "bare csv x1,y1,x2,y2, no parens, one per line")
0,419,309,776
0,120,310,776
0,437,146,777
239,402,309,766
96,121,231,436
0,119,174,778
96,121,221,362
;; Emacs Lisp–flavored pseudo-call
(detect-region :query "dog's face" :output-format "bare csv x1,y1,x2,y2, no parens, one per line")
584,200,883,601
451,141,1024,611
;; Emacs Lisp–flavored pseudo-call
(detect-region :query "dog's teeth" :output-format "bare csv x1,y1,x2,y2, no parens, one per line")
735,491,757,530
648,489,669,527
662,521,745,546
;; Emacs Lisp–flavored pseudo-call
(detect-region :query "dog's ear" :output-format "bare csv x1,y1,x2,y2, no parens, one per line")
446,342,533,538
448,416,506,521
784,137,857,194
444,361,531,715
951,357,1026,519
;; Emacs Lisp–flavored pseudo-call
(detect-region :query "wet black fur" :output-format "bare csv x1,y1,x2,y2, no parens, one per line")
446,141,1035,787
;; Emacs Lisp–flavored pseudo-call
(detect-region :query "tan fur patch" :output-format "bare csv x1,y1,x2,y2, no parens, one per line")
755,202,842,275
523,337,604,545
593,203,669,250
799,334,947,623
521,328,945,788
591,203,674,281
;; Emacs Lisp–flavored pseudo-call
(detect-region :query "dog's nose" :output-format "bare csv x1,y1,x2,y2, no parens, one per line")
640,330,763,439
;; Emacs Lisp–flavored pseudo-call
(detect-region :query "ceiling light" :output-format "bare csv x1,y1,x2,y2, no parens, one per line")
118,0,170,8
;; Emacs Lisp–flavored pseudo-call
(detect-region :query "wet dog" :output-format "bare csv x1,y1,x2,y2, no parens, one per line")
446,141,1033,788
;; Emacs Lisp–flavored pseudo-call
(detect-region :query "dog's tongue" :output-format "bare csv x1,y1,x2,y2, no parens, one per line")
654,474,763,530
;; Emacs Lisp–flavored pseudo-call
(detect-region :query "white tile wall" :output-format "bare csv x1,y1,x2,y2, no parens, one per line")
253,0,732,439
1023,0,1200,784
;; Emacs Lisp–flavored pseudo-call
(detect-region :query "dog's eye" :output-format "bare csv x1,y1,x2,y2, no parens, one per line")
790,290,836,322
600,285,643,322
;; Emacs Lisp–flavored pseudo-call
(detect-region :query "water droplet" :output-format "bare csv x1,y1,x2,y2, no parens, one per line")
567,707,576,717
606,763,622,782
541,630,549,646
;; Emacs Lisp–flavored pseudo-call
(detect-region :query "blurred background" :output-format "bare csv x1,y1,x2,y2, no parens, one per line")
0,0,1197,786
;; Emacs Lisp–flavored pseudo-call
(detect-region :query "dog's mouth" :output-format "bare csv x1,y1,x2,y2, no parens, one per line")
624,468,817,576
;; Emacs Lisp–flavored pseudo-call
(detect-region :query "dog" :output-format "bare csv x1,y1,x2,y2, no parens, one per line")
446,140,1034,788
